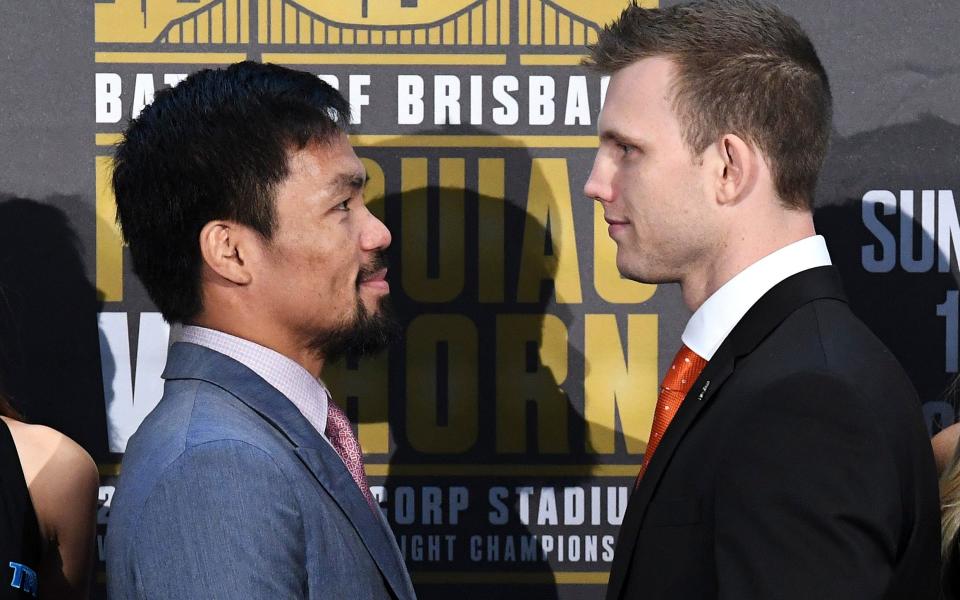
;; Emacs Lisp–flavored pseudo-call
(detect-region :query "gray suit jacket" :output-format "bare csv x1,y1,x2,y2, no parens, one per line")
106,342,416,599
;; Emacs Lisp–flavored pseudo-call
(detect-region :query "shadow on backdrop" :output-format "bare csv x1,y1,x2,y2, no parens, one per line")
815,114,960,432
0,196,109,461
326,128,637,599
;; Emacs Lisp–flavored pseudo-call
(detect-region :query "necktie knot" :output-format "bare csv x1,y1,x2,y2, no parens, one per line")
636,344,707,485
662,344,707,397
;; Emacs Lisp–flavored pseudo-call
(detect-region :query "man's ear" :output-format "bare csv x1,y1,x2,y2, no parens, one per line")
714,133,758,206
198,221,255,285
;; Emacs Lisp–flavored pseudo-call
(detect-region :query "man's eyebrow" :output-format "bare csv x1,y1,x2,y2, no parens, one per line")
600,129,643,146
334,172,369,190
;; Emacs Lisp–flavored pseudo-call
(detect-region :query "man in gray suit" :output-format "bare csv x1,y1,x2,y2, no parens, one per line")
105,61,415,600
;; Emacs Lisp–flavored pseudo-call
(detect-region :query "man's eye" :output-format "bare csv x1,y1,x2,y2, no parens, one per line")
617,142,634,155
337,199,351,211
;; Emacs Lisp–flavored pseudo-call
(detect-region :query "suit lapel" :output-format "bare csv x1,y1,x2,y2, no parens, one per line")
606,266,847,600
163,343,415,600
294,446,417,600
605,356,734,600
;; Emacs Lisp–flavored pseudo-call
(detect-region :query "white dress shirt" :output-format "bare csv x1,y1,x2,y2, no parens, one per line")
681,235,833,361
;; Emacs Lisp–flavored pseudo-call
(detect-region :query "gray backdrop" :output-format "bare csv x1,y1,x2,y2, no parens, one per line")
0,1,956,598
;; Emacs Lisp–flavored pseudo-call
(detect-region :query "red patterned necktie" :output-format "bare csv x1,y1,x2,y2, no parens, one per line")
325,400,378,511
636,344,707,486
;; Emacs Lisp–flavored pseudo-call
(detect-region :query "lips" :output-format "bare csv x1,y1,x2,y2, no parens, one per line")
604,216,628,225
605,216,630,239
360,268,387,283
359,267,390,292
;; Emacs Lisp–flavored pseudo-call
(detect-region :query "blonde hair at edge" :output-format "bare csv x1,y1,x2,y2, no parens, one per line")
943,442,960,560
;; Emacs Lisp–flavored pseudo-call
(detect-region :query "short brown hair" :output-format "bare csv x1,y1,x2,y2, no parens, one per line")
586,0,832,210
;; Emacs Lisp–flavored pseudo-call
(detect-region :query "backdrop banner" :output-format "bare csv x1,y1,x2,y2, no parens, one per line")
0,1,958,598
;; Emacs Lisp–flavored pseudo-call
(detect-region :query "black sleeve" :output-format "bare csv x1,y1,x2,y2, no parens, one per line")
713,372,902,600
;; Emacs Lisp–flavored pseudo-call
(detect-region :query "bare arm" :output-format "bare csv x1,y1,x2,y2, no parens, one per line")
4,418,99,600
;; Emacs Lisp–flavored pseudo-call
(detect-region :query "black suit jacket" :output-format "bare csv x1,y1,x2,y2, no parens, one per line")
606,266,940,599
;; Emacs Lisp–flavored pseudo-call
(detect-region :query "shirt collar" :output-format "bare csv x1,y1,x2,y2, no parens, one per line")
177,326,330,439
681,235,832,361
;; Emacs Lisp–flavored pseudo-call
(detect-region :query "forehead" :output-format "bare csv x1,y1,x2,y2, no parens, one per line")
286,134,365,187
599,56,682,137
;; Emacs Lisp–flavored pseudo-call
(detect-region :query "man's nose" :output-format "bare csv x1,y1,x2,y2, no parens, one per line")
361,209,392,251
583,154,612,203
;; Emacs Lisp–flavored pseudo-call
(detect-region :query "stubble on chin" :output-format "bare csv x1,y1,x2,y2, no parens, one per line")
307,294,400,364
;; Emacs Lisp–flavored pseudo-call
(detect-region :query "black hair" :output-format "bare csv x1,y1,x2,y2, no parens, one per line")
112,61,350,322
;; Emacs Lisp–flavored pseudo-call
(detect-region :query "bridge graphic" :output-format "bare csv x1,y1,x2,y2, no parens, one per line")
95,0,228,43
519,0,602,46
259,0,509,46
96,0,644,47
158,0,251,44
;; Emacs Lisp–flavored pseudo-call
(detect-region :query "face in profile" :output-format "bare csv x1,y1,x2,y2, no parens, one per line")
584,56,718,286
253,133,399,362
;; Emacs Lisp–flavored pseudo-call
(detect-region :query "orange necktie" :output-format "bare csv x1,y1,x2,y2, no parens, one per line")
636,344,707,485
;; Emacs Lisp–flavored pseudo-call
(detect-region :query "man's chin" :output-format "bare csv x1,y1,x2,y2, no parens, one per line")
360,292,388,316
312,297,400,364
615,258,648,284
616,261,667,286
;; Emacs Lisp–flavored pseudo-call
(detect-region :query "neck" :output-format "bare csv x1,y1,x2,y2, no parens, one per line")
680,210,816,312
191,307,326,379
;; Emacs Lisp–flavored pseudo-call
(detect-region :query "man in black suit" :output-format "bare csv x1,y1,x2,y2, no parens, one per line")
583,1,940,598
